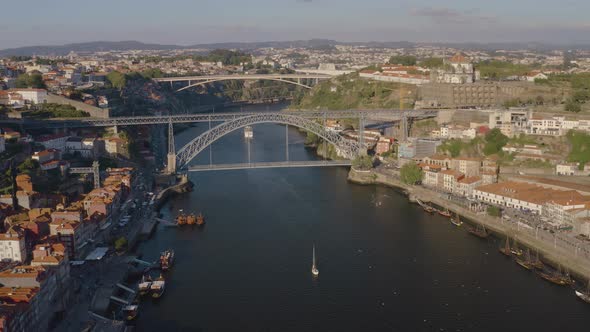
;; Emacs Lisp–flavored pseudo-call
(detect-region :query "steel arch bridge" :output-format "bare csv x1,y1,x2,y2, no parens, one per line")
174,113,361,171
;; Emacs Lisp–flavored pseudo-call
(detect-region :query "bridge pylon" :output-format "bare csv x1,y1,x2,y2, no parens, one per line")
166,118,177,174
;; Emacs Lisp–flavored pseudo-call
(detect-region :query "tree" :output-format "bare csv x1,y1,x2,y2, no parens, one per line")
565,99,582,113
17,158,39,174
106,71,127,89
352,155,373,170
483,128,509,155
420,58,444,68
445,140,463,157
487,206,501,217
114,237,127,251
389,55,417,66
28,74,45,88
15,73,46,89
400,161,423,185
141,68,164,79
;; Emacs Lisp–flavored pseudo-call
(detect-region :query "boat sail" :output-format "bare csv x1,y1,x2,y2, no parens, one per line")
312,245,319,277
516,249,534,271
499,236,511,256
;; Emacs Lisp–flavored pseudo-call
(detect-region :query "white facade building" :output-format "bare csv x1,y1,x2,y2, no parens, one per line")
10,89,48,104
0,229,27,262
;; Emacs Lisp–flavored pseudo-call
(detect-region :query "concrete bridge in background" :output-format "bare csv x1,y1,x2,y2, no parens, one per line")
152,74,332,91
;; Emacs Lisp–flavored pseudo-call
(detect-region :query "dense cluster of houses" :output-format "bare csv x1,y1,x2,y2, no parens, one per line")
488,109,590,137
411,153,590,235
0,166,134,331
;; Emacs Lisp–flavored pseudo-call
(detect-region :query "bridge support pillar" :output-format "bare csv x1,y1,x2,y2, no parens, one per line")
92,161,100,189
167,153,177,174
112,125,119,137
166,118,177,174
358,116,366,156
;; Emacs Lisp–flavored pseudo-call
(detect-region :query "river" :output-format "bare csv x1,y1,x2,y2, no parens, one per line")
135,104,590,331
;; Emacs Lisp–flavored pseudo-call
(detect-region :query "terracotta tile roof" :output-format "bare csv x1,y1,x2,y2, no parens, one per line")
475,181,588,206
0,287,39,303
459,176,482,184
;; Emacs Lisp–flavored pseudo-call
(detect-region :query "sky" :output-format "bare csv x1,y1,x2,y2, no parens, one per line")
1,0,590,48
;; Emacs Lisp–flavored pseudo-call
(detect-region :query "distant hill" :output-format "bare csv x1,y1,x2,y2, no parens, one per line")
0,41,182,57
2,39,590,57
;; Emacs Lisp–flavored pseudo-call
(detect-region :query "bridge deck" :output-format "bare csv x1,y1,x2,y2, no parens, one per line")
5,110,436,128
153,74,332,83
187,160,352,172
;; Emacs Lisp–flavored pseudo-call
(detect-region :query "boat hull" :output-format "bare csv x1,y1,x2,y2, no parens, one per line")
539,273,572,286
468,229,489,239
575,291,590,303
516,260,533,271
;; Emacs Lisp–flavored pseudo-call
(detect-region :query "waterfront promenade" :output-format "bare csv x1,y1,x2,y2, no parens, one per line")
348,167,590,279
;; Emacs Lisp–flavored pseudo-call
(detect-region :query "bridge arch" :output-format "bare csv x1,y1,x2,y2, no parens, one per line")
176,78,313,92
175,113,360,170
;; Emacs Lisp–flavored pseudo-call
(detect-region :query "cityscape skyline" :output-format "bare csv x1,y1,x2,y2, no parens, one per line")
2,0,590,48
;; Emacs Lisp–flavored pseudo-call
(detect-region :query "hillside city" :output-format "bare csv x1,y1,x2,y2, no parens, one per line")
1,41,590,330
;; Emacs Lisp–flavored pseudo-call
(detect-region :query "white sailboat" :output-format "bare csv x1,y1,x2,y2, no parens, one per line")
312,245,319,276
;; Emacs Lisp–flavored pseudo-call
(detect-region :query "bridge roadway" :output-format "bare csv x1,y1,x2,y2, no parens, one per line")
6,110,437,129
152,74,332,83
187,160,352,172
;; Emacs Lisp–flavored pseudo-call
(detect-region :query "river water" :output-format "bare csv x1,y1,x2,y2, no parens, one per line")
136,105,590,331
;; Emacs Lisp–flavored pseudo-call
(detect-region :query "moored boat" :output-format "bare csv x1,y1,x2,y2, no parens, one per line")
186,214,197,225
159,249,175,272
468,223,489,239
531,250,544,270
423,205,435,214
123,304,139,321
539,265,573,286
196,213,205,226
510,239,523,256
138,275,152,296
438,208,452,218
151,275,166,298
515,249,534,271
450,213,463,227
176,211,187,226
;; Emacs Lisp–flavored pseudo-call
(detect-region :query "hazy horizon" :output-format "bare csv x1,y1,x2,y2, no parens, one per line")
2,0,590,49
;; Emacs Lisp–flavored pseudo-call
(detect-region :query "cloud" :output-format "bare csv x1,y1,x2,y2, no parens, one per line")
410,7,497,25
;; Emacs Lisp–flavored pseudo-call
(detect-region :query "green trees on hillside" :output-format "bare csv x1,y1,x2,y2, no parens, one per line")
566,130,590,167
565,99,582,113
400,161,423,185
352,155,373,170
389,55,417,66
106,71,127,89
420,58,444,68
15,73,46,89
483,129,509,155
476,60,531,79
30,104,89,118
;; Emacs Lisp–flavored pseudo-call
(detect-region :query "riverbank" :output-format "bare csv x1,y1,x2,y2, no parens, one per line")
348,167,590,280
154,174,194,210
